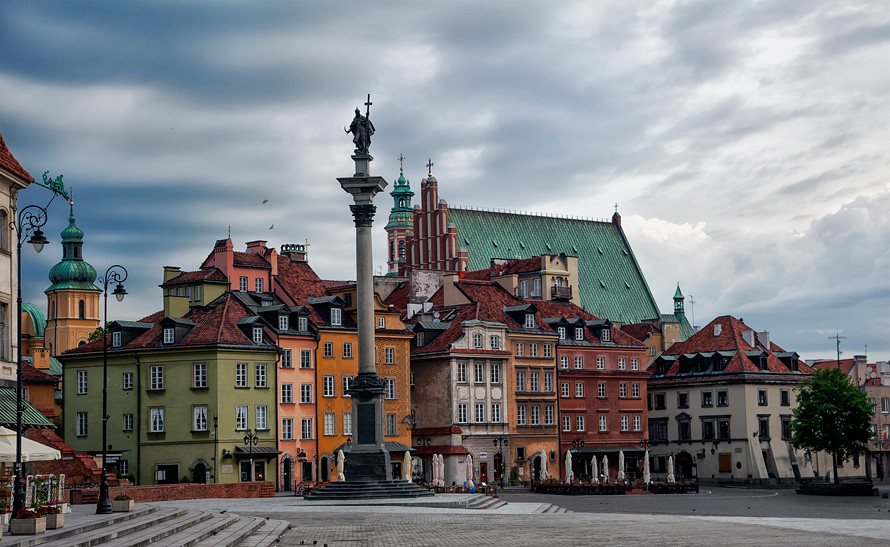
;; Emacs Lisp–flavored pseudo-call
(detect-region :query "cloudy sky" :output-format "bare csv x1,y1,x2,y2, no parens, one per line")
1,1,887,362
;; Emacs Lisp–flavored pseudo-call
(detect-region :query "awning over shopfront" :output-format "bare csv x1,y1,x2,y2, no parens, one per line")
233,445,281,460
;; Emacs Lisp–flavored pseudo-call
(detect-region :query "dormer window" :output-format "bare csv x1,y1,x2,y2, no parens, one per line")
279,316,289,331
378,317,386,329
473,333,483,349
298,317,308,332
531,278,541,297
112,331,122,348
490,335,500,350
519,280,528,298
575,327,584,341
557,327,566,340
253,327,263,344
331,308,342,326
163,328,174,344
601,328,611,342
255,278,264,293
524,314,535,329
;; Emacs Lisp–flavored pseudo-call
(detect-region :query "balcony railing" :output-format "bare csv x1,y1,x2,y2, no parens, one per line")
551,285,572,299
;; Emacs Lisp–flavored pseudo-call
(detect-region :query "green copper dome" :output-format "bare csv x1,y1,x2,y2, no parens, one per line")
46,202,100,292
386,166,414,229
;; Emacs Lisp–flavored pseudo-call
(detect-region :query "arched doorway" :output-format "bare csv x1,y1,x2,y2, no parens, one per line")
676,451,693,480
320,457,329,482
190,460,208,484
533,455,542,482
281,456,292,491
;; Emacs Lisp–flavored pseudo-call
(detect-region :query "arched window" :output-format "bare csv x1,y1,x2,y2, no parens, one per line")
0,209,7,252
78,299,85,319
390,241,394,260
398,241,405,259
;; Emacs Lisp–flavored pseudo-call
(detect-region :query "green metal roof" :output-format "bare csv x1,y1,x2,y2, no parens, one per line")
386,168,415,229
21,302,46,338
0,387,55,428
447,208,661,323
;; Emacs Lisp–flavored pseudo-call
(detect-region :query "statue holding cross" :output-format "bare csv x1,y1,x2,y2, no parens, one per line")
346,94,376,155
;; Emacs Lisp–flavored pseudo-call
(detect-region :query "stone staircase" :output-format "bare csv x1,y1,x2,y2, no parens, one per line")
2,505,288,547
304,478,434,500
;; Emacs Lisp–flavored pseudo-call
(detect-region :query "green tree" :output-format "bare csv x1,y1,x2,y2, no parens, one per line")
87,321,113,342
791,367,874,484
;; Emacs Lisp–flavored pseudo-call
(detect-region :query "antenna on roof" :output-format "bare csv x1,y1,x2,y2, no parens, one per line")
828,332,846,364
688,294,696,327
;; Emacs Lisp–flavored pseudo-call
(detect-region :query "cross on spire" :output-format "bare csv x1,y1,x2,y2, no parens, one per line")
364,93,372,118
614,202,619,214
427,158,434,176
398,153,405,171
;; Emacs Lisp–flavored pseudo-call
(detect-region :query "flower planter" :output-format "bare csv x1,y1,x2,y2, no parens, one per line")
59,502,71,514
10,516,46,535
45,513,64,529
112,499,134,512
0,512,10,525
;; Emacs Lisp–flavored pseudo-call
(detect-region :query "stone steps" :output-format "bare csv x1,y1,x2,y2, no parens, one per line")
2,505,288,547
305,479,434,500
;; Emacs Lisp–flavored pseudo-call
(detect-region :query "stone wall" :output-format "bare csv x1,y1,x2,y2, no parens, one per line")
69,481,275,504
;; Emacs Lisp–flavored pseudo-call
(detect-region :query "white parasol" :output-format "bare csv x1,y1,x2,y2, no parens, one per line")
336,449,345,481
667,455,675,483
540,450,548,480
602,454,609,483
432,453,440,486
466,454,474,490
438,453,446,487
617,450,626,482
0,427,61,462
565,449,573,483
643,449,651,484
403,451,412,481
591,454,599,484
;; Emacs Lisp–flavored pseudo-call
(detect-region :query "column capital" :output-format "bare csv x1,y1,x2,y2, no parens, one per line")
350,204,377,227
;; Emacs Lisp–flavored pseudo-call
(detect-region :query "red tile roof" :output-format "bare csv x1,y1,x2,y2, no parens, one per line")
656,315,812,376
163,268,229,286
621,323,657,342
383,281,410,312
811,359,856,374
501,257,541,275
0,131,34,182
530,299,645,346
234,251,269,268
461,269,492,281
22,362,59,382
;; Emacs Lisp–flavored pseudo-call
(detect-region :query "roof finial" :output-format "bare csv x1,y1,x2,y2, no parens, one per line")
228,225,231,238
614,202,619,214
426,158,434,177
398,153,405,172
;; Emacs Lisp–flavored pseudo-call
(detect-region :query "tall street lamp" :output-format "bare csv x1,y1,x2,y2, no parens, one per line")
244,430,259,481
492,436,509,487
11,205,49,516
96,265,128,514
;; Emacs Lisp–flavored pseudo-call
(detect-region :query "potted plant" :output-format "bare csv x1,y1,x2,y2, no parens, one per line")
112,493,134,512
0,507,11,525
37,504,64,529
10,507,46,535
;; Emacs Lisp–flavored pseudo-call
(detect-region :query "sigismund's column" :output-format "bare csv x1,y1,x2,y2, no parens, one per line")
339,98,389,482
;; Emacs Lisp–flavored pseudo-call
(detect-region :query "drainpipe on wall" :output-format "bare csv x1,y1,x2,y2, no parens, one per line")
133,351,141,485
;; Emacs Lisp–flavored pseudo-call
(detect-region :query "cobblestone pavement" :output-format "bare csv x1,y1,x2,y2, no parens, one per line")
155,492,890,546
500,486,890,519
252,511,890,546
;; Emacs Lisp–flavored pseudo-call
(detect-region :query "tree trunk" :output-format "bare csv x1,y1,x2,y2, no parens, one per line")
832,452,839,485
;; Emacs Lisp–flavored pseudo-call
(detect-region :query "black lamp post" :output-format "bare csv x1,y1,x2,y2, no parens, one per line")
96,265,128,514
244,430,259,481
492,436,509,487
11,205,49,517
415,436,432,482
571,439,585,479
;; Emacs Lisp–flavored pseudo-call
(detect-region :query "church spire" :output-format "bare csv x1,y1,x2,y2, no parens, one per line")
47,200,99,291
385,155,415,274
673,283,685,319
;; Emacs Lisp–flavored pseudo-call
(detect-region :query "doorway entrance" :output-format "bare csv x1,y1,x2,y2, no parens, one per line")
320,457,329,482
480,462,488,483
533,456,541,482
677,451,693,480
155,464,179,485
281,456,292,491
301,461,313,483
